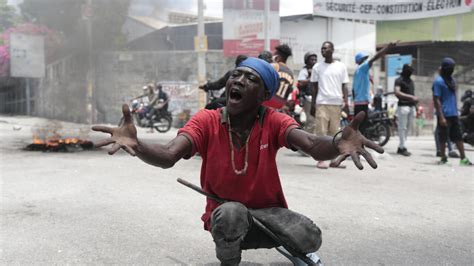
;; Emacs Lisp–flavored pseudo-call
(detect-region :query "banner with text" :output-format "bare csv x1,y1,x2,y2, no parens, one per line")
313,0,473,21
223,0,280,57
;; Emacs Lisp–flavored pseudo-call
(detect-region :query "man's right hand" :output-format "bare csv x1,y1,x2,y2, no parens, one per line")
92,104,138,156
439,117,448,127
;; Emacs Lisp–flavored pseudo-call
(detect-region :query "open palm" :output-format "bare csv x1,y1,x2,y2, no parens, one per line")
332,112,384,169
92,104,138,156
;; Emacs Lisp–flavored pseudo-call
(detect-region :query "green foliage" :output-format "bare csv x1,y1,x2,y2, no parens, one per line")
0,0,18,32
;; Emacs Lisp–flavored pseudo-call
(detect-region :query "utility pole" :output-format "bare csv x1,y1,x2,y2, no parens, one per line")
264,0,270,51
84,0,95,124
197,0,207,109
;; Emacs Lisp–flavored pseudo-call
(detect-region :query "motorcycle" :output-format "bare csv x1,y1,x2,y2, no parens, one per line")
363,111,392,147
118,98,172,133
342,110,392,147
205,91,226,110
284,100,305,127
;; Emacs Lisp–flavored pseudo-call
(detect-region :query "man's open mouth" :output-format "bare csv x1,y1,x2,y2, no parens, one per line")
229,88,243,101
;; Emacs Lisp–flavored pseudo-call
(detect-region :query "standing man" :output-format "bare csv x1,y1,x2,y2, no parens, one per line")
298,51,317,133
353,41,397,133
394,64,417,156
263,44,295,110
433,58,472,165
310,41,350,169
92,57,384,265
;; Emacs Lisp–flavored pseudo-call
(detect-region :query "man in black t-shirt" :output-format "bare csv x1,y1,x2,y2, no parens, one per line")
394,64,418,156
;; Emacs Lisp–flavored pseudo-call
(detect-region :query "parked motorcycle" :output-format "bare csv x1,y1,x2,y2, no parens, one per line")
363,111,392,147
342,110,392,147
118,98,172,133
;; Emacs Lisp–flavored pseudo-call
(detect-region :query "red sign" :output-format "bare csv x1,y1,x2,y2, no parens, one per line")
223,0,280,57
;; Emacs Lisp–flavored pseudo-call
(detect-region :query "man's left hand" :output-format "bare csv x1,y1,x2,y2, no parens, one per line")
331,112,384,169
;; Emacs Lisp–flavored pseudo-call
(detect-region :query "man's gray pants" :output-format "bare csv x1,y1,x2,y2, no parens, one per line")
397,106,415,149
210,202,322,265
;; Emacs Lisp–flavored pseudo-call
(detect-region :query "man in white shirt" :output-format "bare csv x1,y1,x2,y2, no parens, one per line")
310,41,350,169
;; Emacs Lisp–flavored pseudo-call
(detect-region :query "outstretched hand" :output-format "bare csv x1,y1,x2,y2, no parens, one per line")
92,104,138,156
331,112,384,169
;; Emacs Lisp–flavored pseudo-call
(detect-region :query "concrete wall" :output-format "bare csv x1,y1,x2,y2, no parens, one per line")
95,50,234,124
35,54,89,123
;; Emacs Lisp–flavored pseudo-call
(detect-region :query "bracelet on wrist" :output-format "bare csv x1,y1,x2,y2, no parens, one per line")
332,130,343,152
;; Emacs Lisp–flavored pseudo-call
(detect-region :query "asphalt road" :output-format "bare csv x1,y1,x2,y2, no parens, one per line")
1,115,473,265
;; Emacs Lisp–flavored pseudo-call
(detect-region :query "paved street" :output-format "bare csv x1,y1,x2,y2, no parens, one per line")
1,115,473,265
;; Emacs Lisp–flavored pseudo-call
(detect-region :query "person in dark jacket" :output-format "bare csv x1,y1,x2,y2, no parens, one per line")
199,55,248,109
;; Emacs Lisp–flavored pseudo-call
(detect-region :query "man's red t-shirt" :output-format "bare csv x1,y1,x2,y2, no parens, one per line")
178,107,299,230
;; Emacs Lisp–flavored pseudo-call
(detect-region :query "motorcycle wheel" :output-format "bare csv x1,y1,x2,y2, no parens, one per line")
374,123,391,147
154,116,172,133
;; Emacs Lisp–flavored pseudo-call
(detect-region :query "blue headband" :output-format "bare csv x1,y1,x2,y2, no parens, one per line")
238,57,279,97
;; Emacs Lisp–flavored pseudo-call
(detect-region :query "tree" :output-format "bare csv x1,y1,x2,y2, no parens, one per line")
0,0,17,33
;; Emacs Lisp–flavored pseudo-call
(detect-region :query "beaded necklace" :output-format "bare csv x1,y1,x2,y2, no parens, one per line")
227,115,253,176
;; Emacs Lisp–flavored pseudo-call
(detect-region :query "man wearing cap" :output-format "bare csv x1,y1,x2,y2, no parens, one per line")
433,58,472,166
353,41,397,134
92,57,384,264
298,51,318,133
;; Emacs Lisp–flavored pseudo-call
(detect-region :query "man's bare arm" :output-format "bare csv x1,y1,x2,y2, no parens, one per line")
287,112,384,169
287,129,339,161
433,95,447,127
92,104,192,169
342,83,349,112
395,86,418,103
310,81,319,116
368,41,398,67
134,135,192,168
